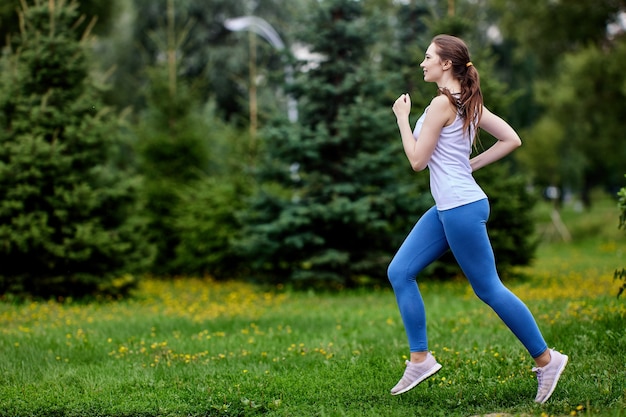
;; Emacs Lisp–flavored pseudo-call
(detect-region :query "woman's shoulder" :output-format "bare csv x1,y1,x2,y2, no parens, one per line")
429,94,450,107
427,95,458,125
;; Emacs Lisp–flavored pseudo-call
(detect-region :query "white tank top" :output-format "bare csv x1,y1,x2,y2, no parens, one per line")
413,107,487,210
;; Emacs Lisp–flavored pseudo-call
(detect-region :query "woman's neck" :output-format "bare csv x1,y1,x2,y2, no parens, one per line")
438,83,462,95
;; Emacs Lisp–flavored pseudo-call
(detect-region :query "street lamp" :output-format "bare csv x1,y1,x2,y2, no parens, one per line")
225,16,298,123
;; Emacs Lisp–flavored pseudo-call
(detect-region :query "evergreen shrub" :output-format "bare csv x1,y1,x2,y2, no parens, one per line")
0,1,153,298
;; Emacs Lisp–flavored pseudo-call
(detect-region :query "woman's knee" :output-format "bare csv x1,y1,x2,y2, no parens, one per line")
387,261,401,285
387,259,410,289
472,281,509,306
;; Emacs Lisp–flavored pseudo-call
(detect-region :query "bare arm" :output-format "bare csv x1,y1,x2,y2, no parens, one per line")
470,107,522,172
392,94,454,171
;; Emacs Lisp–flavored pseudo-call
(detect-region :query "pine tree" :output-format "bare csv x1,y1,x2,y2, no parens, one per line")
236,0,430,287
134,66,211,275
0,0,153,298
133,0,215,276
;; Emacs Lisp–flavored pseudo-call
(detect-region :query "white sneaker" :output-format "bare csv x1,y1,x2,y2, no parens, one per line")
390,352,442,395
532,349,568,403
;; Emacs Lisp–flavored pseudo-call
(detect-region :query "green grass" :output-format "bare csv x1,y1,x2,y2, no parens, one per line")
0,196,625,417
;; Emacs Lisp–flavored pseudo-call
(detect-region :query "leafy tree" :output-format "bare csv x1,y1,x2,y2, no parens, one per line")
517,38,626,203
0,0,153,298
490,0,625,74
235,0,431,288
515,117,565,188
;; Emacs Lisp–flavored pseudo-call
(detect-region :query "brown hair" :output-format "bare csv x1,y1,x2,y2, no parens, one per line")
431,34,483,140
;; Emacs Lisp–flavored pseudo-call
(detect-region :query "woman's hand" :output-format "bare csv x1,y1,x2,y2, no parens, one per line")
470,106,522,172
396,94,451,172
392,93,411,120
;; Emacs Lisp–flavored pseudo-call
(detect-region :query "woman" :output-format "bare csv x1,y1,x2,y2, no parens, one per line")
388,34,567,403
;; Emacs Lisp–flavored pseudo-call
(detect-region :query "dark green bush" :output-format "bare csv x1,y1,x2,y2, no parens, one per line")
0,1,153,298
172,177,249,279
134,66,211,276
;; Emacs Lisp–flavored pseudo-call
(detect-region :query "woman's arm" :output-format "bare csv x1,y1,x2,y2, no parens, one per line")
470,106,522,172
393,94,453,172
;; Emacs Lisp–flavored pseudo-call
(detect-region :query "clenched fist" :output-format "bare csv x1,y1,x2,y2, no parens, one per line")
392,93,411,120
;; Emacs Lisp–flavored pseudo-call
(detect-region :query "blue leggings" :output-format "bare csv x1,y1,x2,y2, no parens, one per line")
387,199,547,358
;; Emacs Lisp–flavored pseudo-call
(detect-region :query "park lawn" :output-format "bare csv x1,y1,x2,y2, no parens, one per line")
0,198,624,417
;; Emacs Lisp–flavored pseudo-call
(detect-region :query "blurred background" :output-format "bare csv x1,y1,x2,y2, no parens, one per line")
0,0,624,298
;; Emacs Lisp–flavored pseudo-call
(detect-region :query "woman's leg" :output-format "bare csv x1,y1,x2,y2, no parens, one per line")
439,199,547,358
388,206,450,353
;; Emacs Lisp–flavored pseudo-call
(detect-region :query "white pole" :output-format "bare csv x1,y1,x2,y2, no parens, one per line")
225,16,298,122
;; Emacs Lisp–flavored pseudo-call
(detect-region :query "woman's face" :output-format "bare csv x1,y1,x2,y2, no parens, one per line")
420,43,445,83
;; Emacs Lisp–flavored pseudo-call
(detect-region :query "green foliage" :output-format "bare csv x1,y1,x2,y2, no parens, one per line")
0,0,116,45
491,0,624,73
135,41,253,277
172,177,248,279
236,0,431,288
516,117,565,187
0,1,153,298
170,110,251,279
135,66,212,275
131,0,268,277
530,41,626,200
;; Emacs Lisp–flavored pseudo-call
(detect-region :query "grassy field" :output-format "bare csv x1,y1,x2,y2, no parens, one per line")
0,196,624,417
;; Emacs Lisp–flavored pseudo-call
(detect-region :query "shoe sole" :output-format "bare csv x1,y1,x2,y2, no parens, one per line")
536,354,568,404
390,363,442,396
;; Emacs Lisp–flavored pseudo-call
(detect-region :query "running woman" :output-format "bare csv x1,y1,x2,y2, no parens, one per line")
388,34,567,403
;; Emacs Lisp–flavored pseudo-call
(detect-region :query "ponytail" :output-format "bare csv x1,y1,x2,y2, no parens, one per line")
459,63,483,142
432,35,483,143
